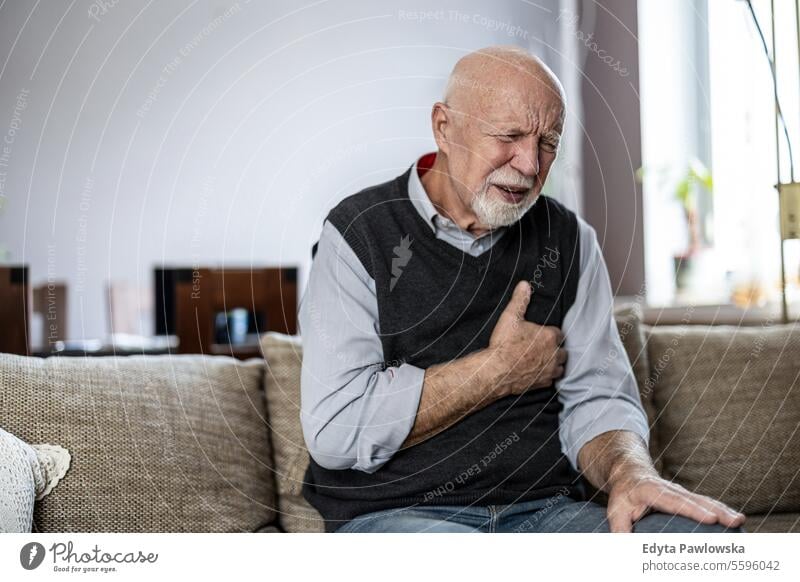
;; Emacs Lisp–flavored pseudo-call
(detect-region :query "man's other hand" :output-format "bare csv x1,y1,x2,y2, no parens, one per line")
606,471,747,533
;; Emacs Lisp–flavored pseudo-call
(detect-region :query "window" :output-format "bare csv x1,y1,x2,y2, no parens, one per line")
639,0,800,313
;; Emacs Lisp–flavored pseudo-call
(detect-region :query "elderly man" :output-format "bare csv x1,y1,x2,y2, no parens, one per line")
298,46,746,534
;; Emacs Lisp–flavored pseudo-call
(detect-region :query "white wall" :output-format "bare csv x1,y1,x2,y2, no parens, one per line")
0,0,578,342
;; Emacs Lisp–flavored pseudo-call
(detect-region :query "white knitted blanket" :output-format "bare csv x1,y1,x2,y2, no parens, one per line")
0,428,70,532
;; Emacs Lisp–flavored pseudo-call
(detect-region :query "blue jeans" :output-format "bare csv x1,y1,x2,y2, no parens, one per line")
334,495,746,533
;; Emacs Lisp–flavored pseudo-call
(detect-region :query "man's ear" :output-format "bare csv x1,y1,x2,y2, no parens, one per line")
431,102,451,157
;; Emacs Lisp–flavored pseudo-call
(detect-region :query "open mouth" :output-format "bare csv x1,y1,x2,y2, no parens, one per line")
492,183,529,204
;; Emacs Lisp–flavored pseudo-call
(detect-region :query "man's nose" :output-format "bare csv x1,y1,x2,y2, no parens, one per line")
509,137,539,178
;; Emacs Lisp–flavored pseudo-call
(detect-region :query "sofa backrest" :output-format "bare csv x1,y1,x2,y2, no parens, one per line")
0,354,278,532
641,322,800,515
6,311,796,532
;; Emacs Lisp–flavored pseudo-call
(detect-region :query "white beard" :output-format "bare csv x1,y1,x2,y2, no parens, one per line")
470,176,539,229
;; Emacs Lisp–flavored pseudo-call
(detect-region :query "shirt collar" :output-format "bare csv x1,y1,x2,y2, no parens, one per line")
408,152,507,240
408,153,439,233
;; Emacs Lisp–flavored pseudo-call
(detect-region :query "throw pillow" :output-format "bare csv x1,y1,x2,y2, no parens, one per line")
260,333,325,533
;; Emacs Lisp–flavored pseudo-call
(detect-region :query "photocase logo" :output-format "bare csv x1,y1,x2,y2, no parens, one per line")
389,234,413,292
20,542,46,570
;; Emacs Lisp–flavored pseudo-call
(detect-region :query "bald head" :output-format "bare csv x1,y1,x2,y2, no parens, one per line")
443,46,565,116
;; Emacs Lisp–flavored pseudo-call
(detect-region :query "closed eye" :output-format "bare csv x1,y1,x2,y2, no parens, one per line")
494,133,522,143
492,132,559,151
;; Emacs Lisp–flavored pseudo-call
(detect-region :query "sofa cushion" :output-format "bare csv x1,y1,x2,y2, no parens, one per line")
614,304,660,472
742,512,800,533
0,354,277,532
260,333,325,533
644,324,800,514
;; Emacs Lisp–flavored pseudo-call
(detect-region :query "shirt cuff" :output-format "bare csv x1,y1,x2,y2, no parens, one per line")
560,399,651,474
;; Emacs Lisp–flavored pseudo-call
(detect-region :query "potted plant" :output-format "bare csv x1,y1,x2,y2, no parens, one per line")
637,158,713,293
671,159,713,291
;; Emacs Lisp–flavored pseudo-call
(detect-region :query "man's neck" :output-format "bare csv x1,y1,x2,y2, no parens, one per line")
420,153,492,238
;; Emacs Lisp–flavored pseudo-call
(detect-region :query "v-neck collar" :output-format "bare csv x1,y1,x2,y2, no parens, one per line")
398,166,522,266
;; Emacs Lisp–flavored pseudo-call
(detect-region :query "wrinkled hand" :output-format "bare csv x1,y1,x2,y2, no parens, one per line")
606,472,746,533
488,280,566,397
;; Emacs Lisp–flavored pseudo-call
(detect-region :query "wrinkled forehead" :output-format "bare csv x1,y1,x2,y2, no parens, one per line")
480,89,564,132
452,70,565,132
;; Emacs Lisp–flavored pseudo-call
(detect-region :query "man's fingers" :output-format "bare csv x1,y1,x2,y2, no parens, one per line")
606,501,635,533
646,486,719,525
692,494,746,527
555,347,567,365
654,484,745,527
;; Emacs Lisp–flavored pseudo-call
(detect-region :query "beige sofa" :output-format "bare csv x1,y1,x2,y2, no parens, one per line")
1,307,798,532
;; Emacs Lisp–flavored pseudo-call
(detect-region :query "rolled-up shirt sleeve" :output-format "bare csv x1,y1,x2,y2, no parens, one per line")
299,220,425,474
557,216,650,473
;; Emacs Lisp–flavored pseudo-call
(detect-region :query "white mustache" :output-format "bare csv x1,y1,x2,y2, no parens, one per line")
485,168,535,190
